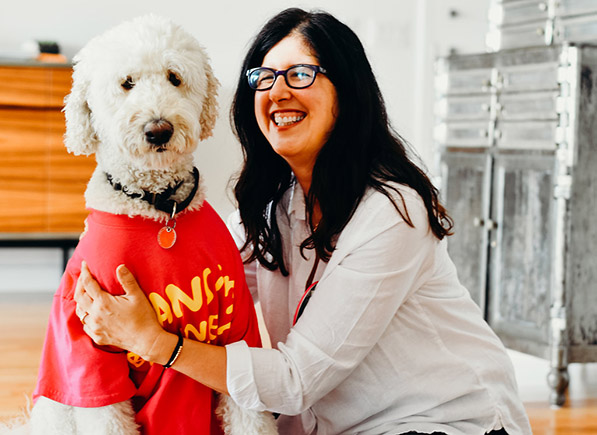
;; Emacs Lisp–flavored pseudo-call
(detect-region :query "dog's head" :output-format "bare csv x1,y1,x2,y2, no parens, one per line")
64,14,219,170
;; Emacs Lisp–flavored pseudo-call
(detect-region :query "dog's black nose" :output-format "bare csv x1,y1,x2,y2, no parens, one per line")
144,119,173,147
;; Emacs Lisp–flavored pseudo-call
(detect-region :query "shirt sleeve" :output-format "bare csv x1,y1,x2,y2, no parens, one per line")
226,190,438,414
33,266,137,407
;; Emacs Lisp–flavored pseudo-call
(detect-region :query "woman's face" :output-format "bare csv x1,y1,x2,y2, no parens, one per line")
254,34,338,176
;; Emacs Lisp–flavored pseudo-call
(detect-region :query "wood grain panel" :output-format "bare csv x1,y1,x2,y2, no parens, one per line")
0,108,50,232
0,66,71,108
47,114,95,233
0,65,94,234
48,67,73,106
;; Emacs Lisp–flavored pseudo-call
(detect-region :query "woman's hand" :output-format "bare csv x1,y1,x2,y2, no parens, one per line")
75,262,229,393
74,262,174,363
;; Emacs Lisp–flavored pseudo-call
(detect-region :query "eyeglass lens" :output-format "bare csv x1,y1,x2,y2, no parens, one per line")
250,65,318,90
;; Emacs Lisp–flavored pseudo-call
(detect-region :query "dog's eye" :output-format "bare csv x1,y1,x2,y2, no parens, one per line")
168,71,182,87
121,76,135,90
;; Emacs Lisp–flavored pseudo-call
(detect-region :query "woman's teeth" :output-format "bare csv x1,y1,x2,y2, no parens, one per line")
274,114,305,126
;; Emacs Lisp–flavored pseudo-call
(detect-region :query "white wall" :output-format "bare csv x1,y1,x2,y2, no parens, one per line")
0,0,490,291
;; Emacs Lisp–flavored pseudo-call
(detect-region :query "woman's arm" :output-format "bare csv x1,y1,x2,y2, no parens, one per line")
226,189,439,414
74,262,229,395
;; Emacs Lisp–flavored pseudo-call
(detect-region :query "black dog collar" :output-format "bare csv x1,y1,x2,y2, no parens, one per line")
105,167,199,216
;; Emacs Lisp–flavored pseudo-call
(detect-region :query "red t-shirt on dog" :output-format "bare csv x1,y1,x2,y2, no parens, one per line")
34,203,262,435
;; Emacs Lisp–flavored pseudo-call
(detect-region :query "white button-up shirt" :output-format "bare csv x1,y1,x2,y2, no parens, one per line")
225,182,531,435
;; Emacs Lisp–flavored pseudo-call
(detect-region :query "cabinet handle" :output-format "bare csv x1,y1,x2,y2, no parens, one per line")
485,219,498,230
473,217,498,230
538,2,548,12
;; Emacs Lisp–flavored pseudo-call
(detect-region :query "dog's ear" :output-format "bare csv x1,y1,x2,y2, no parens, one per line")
63,63,99,156
198,62,220,141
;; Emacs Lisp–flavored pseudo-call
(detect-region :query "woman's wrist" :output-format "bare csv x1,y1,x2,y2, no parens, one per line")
163,334,184,368
142,330,180,365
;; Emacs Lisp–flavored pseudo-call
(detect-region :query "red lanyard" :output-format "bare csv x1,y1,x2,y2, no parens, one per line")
293,252,320,325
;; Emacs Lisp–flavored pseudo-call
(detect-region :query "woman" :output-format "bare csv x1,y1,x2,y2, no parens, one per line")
75,8,532,435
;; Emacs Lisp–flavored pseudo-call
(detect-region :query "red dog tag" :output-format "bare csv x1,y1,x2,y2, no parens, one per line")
157,226,177,249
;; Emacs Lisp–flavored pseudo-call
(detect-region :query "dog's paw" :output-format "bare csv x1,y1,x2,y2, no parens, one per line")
29,397,139,435
0,416,30,435
30,397,75,435
73,400,139,435
216,394,278,435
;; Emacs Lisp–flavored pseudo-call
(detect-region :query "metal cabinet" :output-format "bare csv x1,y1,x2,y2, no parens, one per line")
440,152,492,307
435,44,597,406
487,0,597,50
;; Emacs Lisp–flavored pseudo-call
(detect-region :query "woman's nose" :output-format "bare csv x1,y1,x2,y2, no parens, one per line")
268,74,292,101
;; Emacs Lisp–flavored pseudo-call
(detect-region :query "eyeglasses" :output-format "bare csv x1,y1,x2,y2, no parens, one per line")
246,64,327,91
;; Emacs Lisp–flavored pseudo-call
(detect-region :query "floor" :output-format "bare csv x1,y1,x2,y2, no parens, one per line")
509,350,597,434
1,292,596,434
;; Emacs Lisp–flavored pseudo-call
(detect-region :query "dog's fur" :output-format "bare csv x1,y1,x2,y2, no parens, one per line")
0,15,276,435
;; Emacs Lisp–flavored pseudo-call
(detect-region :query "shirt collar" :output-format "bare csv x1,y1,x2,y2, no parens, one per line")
287,177,306,221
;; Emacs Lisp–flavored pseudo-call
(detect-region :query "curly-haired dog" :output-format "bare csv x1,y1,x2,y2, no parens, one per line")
9,15,277,435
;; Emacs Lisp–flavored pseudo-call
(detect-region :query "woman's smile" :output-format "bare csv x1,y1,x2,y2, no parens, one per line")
271,110,306,127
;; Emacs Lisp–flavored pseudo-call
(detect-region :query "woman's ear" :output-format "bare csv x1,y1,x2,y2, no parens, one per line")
198,62,220,141
63,59,100,156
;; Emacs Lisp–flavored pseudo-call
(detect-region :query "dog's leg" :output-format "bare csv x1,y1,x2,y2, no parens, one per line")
28,397,139,435
216,394,278,435
0,395,31,435
0,412,30,435
30,396,76,435
0,420,30,435
73,400,139,435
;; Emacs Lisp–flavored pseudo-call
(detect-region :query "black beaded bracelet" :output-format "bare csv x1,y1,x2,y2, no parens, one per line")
163,335,184,369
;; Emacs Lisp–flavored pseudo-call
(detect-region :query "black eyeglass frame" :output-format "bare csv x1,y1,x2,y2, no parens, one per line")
246,64,327,91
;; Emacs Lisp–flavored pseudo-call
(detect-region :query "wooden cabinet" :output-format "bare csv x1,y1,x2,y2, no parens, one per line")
435,44,597,406
0,64,95,235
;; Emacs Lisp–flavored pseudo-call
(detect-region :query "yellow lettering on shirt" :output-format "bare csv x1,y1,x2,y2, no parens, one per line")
185,321,208,342
166,277,203,317
203,268,214,305
145,265,237,346
127,352,146,368
215,264,235,297
149,293,173,325
208,314,219,341
217,323,231,335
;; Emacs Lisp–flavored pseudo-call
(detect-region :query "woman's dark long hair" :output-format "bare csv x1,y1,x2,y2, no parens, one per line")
231,8,452,275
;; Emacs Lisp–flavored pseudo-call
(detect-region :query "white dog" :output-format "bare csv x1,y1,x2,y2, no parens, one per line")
1,15,277,435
